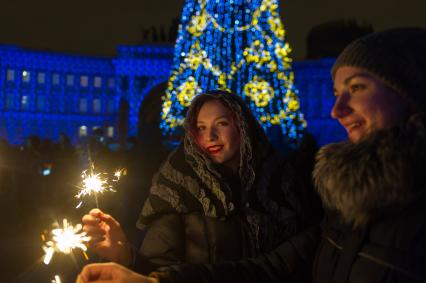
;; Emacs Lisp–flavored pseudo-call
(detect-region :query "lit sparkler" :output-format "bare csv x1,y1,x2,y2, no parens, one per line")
52,275,62,283
42,218,90,265
75,163,126,208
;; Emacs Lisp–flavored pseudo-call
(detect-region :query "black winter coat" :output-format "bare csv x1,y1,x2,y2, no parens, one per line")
314,204,426,283
134,211,261,273
131,143,315,274
152,114,426,283
153,204,426,283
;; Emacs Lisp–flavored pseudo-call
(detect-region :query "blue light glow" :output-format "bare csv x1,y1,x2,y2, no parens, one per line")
0,44,344,146
0,44,173,144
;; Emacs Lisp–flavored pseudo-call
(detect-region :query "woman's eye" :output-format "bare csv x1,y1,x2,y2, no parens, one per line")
217,121,229,126
197,126,205,132
350,84,365,93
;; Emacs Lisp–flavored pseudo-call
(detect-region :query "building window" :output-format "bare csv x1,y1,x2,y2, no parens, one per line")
80,75,89,87
6,69,15,81
79,126,88,137
118,76,129,91
79,98,88,113
37,72,46,84
92,126,104,141
66,74,74,86
58,100,65,113
107,126,114,138
21,95,29,110
94,76,102,88
107,77,115,88
37,95,45,111
107,99,115,113
93,98,101,113
92,126,104,137
22,70,31,83
52,73,60,85
5,93,14,109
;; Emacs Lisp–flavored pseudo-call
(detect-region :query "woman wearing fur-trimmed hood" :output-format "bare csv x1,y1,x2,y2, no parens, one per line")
312,27,426,282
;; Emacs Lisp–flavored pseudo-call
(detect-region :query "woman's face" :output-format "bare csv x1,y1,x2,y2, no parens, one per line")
331,66,407,143
195,99,240,166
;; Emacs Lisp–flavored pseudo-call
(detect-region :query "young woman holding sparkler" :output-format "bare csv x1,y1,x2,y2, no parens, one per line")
82,90,319,274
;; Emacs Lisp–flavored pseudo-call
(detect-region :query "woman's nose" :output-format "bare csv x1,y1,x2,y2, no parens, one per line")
331,93,352,119
208,127,218,141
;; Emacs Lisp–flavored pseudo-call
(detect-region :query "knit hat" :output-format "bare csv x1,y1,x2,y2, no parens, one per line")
332,27,426,112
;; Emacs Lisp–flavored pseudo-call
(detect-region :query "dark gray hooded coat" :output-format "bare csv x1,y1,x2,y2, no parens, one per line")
131,91,316,274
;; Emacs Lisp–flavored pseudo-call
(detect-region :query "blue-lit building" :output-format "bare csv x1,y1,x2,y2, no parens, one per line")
0,44,344,146
0,45,117,144
294,58,346,145
113,45,174,138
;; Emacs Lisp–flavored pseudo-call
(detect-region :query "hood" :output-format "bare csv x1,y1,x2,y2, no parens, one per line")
314,113,426,228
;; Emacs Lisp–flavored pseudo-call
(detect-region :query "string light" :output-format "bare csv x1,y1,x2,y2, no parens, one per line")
161,0,306,142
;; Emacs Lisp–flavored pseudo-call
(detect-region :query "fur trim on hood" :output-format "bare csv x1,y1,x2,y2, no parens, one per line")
314,113,426,228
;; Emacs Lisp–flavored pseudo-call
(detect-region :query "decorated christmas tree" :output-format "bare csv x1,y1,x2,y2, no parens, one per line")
161,0,306,143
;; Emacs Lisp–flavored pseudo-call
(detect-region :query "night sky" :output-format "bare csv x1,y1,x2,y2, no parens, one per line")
0,0,425,60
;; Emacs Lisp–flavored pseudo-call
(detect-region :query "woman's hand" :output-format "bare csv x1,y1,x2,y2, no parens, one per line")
82,209,131,266
76,262,158,283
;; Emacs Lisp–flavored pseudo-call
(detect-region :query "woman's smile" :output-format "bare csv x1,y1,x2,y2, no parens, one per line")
206,145,223,154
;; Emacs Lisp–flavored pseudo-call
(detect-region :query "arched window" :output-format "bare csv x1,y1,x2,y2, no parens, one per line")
79,125,88,137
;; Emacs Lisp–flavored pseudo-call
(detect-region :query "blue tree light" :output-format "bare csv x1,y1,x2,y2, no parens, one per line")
161,0,307,143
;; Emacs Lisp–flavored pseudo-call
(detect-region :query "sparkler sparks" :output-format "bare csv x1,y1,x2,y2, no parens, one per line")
42,219,90,265
113,168,127,181
75,163,126,208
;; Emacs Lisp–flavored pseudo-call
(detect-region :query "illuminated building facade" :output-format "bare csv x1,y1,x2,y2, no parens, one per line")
0,43,343,146
0,45,117,144
0,45,172,144
113,45,173,138
294,58,345,145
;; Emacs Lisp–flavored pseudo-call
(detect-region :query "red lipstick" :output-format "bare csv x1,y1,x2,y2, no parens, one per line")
206,145,223,154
